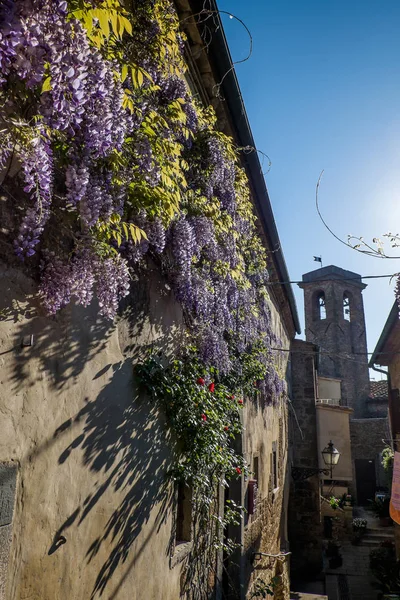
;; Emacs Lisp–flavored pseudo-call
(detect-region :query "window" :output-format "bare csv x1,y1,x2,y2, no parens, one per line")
317,292,326,320
343,293,351,321
176,482,192,544
271,442,278,489
253,456,259,485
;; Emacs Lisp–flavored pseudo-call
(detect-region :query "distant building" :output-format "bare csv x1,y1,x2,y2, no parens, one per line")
289,265,388,579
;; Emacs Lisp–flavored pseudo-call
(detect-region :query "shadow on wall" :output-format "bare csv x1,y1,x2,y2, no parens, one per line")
51,362,174,598
0,269,114,391
0,263,185,598
1,260,181,393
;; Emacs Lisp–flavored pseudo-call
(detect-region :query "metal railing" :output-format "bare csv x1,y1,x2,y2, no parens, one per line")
315,398,341,406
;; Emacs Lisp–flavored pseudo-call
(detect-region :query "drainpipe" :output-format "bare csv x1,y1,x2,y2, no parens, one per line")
371,364,388,378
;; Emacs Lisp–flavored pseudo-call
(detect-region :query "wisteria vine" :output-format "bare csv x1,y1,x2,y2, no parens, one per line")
0,0,285,390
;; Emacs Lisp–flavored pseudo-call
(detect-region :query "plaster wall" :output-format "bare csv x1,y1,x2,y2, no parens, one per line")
0,263,187,600
316,405,353,481
317,377,341,401
0,262,292,600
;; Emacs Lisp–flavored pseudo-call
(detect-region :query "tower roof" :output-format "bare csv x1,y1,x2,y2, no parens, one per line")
300,265,367,289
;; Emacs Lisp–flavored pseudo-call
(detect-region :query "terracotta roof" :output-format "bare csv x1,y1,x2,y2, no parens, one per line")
369,380,388,399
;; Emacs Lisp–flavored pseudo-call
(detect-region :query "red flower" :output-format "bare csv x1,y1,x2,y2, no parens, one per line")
229,395,235,400
238,399,243,405
201,413,207,421
236,467,242,475
208,382,215,393
197,377,205,386
224,426,229,431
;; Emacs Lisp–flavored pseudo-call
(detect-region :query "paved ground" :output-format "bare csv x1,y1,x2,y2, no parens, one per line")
325,507,394,600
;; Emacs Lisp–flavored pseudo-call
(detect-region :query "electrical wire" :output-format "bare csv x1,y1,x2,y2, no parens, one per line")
271,346,398,366
266,273,398,286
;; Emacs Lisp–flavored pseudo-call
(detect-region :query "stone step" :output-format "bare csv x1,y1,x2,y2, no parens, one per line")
368,526,395,534
360,539,388,547
290,594,328,600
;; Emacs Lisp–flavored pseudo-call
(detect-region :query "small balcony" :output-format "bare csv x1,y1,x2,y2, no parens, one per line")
316,398,341,407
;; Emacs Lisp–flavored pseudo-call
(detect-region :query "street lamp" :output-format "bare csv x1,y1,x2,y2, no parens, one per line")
321,440,340,479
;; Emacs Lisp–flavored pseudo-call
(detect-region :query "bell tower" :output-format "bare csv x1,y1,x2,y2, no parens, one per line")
299,265,370,417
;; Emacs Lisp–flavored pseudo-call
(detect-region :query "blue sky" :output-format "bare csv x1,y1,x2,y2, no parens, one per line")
218,0,400,364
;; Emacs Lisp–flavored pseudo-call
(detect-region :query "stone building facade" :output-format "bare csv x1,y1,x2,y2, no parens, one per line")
299,265,370,417
0,2,300,599
299,265,388,503
288,339,323,578
288,264,389,580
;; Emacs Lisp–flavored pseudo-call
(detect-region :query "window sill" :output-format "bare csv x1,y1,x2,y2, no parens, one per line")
170,541,193,569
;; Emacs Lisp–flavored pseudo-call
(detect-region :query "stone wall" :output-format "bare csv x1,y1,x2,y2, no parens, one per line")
320,499,352,542
288,339,323,577
350,418,389,501
299,266,370,418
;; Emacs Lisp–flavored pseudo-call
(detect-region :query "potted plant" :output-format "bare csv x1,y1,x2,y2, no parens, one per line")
352,518,367,545
369,498,392,526
370,547,400,598
329,496,341,510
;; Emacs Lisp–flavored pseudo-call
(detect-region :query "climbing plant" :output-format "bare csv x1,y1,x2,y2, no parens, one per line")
0,0,284,387
1,0,287,595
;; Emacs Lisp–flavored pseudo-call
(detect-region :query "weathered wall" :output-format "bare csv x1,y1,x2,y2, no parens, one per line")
317,377,341,400
316,405,353,481
0,262,187,600
243,394,290,599
350,418,388,500
0,261,293,600
240,290,292,600
287,339,323,578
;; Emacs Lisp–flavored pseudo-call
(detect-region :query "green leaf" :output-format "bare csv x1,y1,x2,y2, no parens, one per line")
93,9,110,39
41,76,52,93
121,64,128,82
120,15,132,36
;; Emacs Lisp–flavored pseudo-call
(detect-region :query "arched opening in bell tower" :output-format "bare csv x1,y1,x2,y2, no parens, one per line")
317,291,326,320
343,293,351,321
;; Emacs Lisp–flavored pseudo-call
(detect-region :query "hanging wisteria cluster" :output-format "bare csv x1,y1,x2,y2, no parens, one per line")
0,0,285,396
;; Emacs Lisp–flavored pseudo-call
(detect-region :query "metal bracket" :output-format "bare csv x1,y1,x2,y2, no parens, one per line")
291,466,330,482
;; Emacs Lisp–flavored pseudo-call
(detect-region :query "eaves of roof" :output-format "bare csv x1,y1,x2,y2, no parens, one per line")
369,301,399,367
187,0,301,334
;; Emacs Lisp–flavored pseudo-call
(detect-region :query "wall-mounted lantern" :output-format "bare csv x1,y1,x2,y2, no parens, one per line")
321,440,340,479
